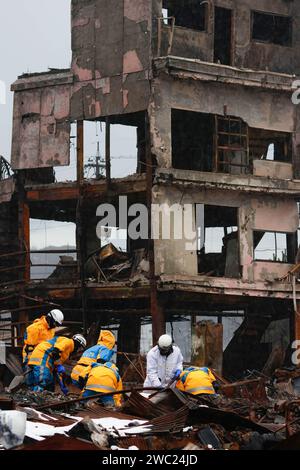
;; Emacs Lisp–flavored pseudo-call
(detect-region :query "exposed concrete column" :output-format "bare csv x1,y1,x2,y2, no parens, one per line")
146,110,166,344
77,121,84,184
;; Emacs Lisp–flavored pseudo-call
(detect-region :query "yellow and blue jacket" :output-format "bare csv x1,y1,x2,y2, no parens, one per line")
23,316,55,364
71,330,115,387
28,336,74,372
176,367,217,395
83,362,123,406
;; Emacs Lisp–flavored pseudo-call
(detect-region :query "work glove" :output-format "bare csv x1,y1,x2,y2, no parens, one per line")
60,384,69,396
56,365,66,375
212,381,221,393
173,369,182,380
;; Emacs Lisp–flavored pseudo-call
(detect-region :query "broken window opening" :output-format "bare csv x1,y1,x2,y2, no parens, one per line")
214,7,232,65
54,122,77,183
249,128,292,164
196,205,239,278
54,113,145,183
30,219,76,281
99,112,146,178
196,312,244,351
172,109,214,172
84,120,138,180
86,225,137,283
252,11,292,47
253,231,296,263
163,0,207,32
98,226,128,253
215,115,249,174
172,110,249,175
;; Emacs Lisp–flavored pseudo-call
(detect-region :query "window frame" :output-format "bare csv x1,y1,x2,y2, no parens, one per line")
251,10,293,48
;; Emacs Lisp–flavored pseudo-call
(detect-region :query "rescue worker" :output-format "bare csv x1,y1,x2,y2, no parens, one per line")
176,366,219,396
27,334,87,394
23,309,64,367
82,362,123,407
144,334,183,389
71,330,116,389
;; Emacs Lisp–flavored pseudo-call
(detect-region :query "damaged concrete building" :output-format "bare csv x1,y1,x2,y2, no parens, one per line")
1,0,300,379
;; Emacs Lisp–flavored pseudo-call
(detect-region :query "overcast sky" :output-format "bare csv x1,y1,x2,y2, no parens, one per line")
0,1,137,250
0,0,71,159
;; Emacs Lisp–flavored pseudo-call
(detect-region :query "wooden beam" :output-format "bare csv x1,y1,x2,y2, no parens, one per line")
26,177,147,202
145,112,165,344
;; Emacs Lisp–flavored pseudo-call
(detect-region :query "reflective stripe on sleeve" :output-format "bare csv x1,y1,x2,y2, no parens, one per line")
187,386,215,393
85,384,115,392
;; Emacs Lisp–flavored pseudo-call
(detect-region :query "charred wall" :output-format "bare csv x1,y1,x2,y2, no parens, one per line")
153,183,299,283
160,0,300,74
70,0,152,120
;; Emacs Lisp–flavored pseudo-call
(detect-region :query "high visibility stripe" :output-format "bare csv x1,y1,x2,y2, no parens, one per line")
29,357,42,364
187,386,215,393
85,384,115,392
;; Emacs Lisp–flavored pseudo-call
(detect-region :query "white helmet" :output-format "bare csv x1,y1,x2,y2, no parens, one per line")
73,334,87,349
158,334,172,349
48,309,64,326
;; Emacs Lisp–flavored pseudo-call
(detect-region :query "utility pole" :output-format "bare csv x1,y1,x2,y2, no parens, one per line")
85,142,106,179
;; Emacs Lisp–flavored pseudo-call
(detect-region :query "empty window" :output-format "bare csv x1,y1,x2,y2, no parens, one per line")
172,110,214,172
215,115,249,174
196,205,239,278
254,231,296,263
252,11,292,47
30,219,76,280
172,110,250,175
164,0,207,31
249,128,292,164
214,7,232,65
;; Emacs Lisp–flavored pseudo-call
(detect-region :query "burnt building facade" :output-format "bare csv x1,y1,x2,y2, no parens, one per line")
1,0,300,377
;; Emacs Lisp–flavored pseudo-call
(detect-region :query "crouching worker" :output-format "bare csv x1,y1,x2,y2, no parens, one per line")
27,334,87,394
176,367,220,397
144,334,183,389
82,362,123,407
23,309,64,368
71,330,116,390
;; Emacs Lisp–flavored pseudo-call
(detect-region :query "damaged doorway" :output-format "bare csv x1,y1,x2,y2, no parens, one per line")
197,204,239,277
214,7,232,66
172,110,214,171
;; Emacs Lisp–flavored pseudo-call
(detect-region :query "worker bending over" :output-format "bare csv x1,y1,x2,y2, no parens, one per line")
176,367,219,396
27,334,86,394
23,309,64,367
82,362,123,407
71,330,116,389
144,334,183,389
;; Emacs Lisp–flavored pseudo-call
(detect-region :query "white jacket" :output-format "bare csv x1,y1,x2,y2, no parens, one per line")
144,345,183,388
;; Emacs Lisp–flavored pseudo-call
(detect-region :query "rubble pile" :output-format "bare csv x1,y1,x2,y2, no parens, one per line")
2,368,300,450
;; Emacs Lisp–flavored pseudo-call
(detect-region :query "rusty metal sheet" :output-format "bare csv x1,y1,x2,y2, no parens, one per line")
191,322,223,375
221,378,267,402
0,178,15,203
122,391,169,419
